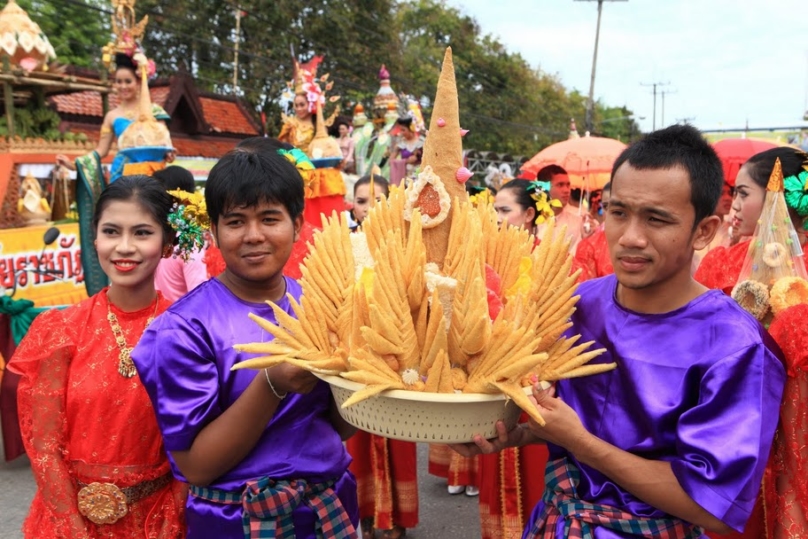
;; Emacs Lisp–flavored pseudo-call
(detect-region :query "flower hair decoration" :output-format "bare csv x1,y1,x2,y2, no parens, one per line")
527,181,562,225
167,189,209,261
468,186,495,207
783,155,808,230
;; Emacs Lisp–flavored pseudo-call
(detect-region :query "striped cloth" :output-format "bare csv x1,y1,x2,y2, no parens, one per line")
190,477,356,539
526,458,705,539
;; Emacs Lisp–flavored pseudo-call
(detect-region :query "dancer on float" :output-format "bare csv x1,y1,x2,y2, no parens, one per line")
57,15,172,296
454,125,785,539
696,146,808,539
9,175,186,538
131,146,358,538
343,174,418,539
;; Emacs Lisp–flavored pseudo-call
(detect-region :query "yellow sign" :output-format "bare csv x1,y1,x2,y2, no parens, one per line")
0,222,88,307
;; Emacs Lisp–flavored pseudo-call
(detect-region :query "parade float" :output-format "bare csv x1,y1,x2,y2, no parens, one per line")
278,55,349,227
232,48,615,443
0,0,261,462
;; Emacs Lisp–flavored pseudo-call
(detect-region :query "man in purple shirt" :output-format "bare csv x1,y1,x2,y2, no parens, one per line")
456,125,785,538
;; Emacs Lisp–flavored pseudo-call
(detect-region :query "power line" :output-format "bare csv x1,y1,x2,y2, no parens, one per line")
640,81,669,130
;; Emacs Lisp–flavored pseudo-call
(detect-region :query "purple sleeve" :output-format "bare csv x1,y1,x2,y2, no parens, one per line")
133,313,222,452
671,343,785,532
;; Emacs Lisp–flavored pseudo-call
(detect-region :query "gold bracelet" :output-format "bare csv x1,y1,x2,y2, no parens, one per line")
264,368,288,400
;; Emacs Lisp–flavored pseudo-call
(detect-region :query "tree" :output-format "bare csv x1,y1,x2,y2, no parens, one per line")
22,0,641,153
18,0,109,69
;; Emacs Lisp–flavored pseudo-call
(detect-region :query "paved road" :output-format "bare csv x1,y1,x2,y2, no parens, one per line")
0,441,481,538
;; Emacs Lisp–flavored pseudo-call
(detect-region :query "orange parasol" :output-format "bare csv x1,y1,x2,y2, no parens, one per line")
520,135,627,189
712,138,778,186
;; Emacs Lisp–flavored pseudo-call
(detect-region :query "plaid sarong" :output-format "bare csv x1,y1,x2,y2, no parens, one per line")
190,477,356,539
526,458,705,538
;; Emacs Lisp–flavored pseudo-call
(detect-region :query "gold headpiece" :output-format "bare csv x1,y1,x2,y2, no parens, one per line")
102,0,150,73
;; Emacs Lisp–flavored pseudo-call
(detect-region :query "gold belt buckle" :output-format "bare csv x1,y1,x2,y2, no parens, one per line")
77,482,128,525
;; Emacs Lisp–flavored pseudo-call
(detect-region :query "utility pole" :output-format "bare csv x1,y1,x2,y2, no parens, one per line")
233,8,242,94
575,0,627,134
660,88,676,127
640,81,669,131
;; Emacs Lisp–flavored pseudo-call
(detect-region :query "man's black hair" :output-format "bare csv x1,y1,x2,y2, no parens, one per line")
610,124,724,226
206,145,304,224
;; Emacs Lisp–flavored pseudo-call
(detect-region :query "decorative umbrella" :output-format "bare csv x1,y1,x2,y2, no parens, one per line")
520,135,627,189
712,138,778,186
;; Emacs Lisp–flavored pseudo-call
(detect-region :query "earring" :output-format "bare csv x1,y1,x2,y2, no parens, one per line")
162,246,173,259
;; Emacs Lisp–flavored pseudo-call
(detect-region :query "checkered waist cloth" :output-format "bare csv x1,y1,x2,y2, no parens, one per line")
526,458,705,539
190,477,356,539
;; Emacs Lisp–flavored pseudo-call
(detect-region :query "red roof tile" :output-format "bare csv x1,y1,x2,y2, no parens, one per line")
52,89,258,137
50,88,170,117
199,97,258,136
172,137,241,159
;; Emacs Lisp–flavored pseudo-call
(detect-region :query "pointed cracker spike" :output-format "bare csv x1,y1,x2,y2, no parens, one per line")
418,47,467,267
767,157,784,192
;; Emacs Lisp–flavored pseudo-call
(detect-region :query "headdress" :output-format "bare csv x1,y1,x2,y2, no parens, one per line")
101,0,155,78
167,189,209,261
731,158,808,321
527,181,562,225
782,152,808,229
280,55,340,116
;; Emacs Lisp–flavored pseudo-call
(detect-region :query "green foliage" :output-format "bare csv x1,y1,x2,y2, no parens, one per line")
22,0,641,154
0,101,62,139
18,0,109,69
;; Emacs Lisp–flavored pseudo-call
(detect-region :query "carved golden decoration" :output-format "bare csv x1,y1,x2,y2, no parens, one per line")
77,482,129,525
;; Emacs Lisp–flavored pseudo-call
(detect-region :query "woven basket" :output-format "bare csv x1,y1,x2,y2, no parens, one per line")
319,374,548,443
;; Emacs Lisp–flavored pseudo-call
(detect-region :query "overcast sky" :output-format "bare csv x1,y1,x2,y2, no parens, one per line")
446,0,808,134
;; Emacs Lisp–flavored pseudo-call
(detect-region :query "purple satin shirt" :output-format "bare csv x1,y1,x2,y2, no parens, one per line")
132,277,357,538
524,275,785,538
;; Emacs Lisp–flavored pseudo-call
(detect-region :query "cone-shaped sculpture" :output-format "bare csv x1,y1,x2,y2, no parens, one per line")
308,99,342,159
419,47,467,266
118,64,172,149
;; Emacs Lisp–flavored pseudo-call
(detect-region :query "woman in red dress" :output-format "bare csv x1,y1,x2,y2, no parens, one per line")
696,147,808,539
9,176,186,538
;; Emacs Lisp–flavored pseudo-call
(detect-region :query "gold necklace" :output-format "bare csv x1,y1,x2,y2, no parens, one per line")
107,298,159,378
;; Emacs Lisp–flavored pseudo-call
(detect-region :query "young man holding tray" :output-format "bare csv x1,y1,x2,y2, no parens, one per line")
454,124,785,538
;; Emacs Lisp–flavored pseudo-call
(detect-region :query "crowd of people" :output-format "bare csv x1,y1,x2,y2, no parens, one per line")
6,117,808,539
3,21,808,539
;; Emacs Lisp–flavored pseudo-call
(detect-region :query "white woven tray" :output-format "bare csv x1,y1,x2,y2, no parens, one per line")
319,374,549,443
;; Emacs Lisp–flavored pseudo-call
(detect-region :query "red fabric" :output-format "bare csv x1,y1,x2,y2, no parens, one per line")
478,417,548,539
427,444,479,487
693,240,751,295
696,241,808,539
8,290,185,538
346,432,419,530
573,228,613,281
203,221,316,281
303,195,347,229
761,305,808,536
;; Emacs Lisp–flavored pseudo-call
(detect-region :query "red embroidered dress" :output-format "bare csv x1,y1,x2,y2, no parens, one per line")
695,238,808,539
346,433,419,531
9,290,185,538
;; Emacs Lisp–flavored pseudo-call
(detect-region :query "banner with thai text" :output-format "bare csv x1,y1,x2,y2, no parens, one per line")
0,222,87,307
